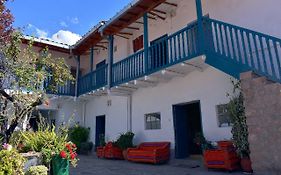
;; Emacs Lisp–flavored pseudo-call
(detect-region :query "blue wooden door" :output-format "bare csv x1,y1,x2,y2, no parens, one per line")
173,105,190,158
95,115,105,149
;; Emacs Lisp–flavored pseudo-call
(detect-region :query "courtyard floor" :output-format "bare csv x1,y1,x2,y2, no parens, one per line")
70,155,243,175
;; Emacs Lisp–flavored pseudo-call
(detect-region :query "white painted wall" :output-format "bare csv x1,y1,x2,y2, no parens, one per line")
84,95,128,144
54,100,83,127
131,66,234,148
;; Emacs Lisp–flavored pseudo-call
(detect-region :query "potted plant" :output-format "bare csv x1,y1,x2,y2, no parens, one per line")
52,142,78,175
227,80,253,173
115,132,134,160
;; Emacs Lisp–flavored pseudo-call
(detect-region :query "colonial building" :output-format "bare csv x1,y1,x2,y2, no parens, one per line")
23,0,281,172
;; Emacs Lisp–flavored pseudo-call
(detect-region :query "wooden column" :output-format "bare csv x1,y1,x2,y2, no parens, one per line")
108,35,114,88
75,55,80,97
143,12,149,73
195,0,205,54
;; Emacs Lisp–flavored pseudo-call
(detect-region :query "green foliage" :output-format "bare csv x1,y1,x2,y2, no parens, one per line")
11,119,69,164
227,80,250,158
80,142,93,154
193,132,213,151
99,134,106,147
69,125,90,151
116,132,135,150
0,149,26,175
25,165,48,175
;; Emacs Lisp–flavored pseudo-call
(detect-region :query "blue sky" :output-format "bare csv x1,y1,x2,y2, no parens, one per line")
7,0,132,45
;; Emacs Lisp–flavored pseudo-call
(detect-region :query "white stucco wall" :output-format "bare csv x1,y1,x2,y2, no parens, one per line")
84,96,128,143
55,100,83,127
131,66,234,148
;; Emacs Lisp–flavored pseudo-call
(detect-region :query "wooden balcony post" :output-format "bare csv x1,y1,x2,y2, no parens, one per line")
75,55,80,97
195,0,205,54
143,12,149,73
90,47,94,72
108,35,114,88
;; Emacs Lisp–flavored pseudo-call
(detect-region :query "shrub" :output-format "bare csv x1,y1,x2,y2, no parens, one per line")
115,132,134,150
25,165,48,175
0,149,26,175
69,126,90,151
80,142,94,154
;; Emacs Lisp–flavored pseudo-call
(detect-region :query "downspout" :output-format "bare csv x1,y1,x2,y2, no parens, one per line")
127,95,132,132
82,101,87,127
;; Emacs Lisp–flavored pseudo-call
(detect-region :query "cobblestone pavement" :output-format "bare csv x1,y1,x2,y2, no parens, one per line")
70,155,243,175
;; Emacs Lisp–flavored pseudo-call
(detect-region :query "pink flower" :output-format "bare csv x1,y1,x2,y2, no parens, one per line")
2,143,12,151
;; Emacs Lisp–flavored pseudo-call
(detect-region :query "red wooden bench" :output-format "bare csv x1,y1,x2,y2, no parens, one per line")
127,142,170,164
203,141,240,171
103,142,124,159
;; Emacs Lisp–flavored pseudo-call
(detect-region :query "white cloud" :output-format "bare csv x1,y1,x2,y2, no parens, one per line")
27,24,48,38
70,17,79,24
60,21,68,27
51,30,81,45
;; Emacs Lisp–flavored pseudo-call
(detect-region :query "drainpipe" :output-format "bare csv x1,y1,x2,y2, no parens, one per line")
82,101,87,127
127,95,132,132
75,55,80,97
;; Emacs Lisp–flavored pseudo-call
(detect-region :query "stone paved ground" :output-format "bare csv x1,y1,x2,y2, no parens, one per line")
70,155,243,175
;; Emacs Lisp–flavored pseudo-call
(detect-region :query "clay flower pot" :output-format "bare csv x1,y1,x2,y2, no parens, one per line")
122,150,128,160
241,157,253,174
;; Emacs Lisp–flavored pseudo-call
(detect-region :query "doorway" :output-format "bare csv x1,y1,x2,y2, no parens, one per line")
173,101,203,159
95,115,105,149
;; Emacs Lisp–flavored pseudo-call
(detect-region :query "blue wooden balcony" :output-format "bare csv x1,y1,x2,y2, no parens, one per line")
76,17,281,96
78,64,108,95
112,20,201,87
45,79,75,96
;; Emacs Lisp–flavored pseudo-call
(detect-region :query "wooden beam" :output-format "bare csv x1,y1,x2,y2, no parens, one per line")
149,11,166,20
135,21,144,25
95,45,107,49
163,1,178,7
148,15,157,20
152,9,167,15
126,26,140,30
115,34,130,40
119,32,133,36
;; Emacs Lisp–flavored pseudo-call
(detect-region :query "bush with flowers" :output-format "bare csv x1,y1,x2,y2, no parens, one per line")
9,118,79,174
0,143,26,175
58,142,78,166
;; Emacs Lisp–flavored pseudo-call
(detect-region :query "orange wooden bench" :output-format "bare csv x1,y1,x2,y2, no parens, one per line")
103,142,124,159
203,141,240,171
127,142,170,164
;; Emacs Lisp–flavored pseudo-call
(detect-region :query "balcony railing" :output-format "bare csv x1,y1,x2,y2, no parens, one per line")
205,18,281,82
45,79,75,96
112,20,201,87
78,64,108,95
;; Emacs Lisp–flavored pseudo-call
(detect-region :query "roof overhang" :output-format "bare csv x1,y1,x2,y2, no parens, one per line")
72,22,106,55
99,0,166,35
21,36,70,54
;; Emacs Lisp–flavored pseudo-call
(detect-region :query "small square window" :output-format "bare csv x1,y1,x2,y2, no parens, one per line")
145,113,161,130
216,104,232,127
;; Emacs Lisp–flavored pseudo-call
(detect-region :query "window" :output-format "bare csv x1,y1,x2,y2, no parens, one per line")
133,35,144,52
216,104,232,127
145,113,161,130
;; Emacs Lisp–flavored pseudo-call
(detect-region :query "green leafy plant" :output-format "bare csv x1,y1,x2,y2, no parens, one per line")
193,132,213,151
68,126,90,152
115,132,135,150
99,134,106,147
0,149,26,175
25,165,48,175
227,80,250,158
